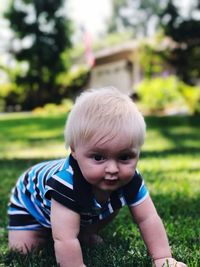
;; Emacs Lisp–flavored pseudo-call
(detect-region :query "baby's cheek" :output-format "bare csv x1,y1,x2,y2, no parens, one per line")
120,172,134,182
122,165,136,175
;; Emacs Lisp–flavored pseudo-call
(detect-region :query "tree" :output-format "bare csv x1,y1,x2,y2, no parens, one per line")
107,0,166,37
107,0,200,84
107,0,127,33
4,0,72,110
160,0,200,85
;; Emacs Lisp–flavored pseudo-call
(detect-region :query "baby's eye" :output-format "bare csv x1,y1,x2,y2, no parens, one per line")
92,154,105,161
118,154,134,161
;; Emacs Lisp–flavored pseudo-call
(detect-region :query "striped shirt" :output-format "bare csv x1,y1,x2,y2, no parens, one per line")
8,155,148,230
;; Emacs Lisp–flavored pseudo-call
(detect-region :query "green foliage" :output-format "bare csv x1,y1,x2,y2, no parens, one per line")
0,99,6,112
179,82,200,114
93,31,133,51
160,0,200,84
4,0,73,110
137,76,185,112
138,39,170,78
0,114,200,266
0,83,13,98
108,0,200,84
0,84,12,112
107,0,130,33
0,66,89,112
137,76,200,114
56,66,90,99
107,0,166,36
33,98,73,115
0,83,25,112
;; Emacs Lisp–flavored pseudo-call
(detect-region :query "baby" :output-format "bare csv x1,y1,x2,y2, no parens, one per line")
8,87,187,267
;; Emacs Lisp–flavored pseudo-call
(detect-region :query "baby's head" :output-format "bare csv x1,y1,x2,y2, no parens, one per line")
64,87,146,151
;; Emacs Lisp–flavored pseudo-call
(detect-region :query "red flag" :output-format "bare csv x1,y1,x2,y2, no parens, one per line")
82,28,95,67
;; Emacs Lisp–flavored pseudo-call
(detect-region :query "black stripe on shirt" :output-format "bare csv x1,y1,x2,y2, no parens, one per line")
50,190,80,213
46,178,75,200
9,202,27,212
42,161,62,188
110,191,123,210
8,214,38,226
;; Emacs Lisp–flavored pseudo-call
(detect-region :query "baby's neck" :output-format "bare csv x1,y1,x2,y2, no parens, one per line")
92,187,111,205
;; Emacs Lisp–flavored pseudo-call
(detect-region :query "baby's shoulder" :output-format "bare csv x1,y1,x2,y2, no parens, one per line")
26,158,67,180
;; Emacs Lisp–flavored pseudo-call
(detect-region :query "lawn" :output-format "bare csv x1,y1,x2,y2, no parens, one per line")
0,112,200,266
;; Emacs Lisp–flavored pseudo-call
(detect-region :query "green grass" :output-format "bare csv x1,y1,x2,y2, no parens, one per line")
0,113,200,266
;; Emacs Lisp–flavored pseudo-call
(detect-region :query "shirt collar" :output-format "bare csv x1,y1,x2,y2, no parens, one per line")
69,154,94,213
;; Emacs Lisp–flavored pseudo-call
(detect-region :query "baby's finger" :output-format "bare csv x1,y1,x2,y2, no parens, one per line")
177,262,187,267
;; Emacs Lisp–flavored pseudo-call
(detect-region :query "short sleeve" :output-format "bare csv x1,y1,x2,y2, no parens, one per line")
123,170,149,206
44,169,81,213
128,182,149,206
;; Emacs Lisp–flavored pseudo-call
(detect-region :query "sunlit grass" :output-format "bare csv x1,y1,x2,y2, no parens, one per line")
0,112,67,159
0,113,200,266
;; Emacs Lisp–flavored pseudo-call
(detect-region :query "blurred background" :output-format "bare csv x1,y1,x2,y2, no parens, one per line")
1,3,200,266
0,0,199,115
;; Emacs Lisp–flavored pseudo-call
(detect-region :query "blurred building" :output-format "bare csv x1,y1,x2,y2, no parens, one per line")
87,38,177,95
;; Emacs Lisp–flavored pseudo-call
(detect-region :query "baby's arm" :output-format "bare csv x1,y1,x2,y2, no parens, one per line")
51,199,86,267
129,195,187,267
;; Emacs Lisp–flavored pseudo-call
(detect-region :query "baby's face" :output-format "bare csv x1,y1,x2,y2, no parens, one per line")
71,133,140,194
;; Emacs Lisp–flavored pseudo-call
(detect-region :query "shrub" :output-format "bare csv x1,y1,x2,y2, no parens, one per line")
137,76,185,113
0,98,5,112
33,99,73,115
179,82,200,114
137,75,200,114
0,82,25,112
0,83,13,112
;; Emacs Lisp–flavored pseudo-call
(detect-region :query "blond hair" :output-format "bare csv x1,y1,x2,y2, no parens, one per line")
64,87,146,149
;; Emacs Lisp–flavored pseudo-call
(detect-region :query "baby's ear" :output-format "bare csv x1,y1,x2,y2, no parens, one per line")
70,147,76,159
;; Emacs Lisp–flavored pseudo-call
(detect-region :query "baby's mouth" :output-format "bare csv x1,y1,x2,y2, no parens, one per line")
104,176,118,185
104,180,117,185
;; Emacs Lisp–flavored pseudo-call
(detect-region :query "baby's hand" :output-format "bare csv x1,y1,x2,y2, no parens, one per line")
153,258,187,267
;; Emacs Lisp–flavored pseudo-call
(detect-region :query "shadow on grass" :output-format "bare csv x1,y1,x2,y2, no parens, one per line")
0,115,66,145
145,115,200,129
0,114,66,129
145,115,200,153
141,146,200,158
152,193,200,219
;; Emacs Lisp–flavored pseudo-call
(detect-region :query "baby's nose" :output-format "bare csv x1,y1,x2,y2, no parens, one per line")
105,160,119,174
